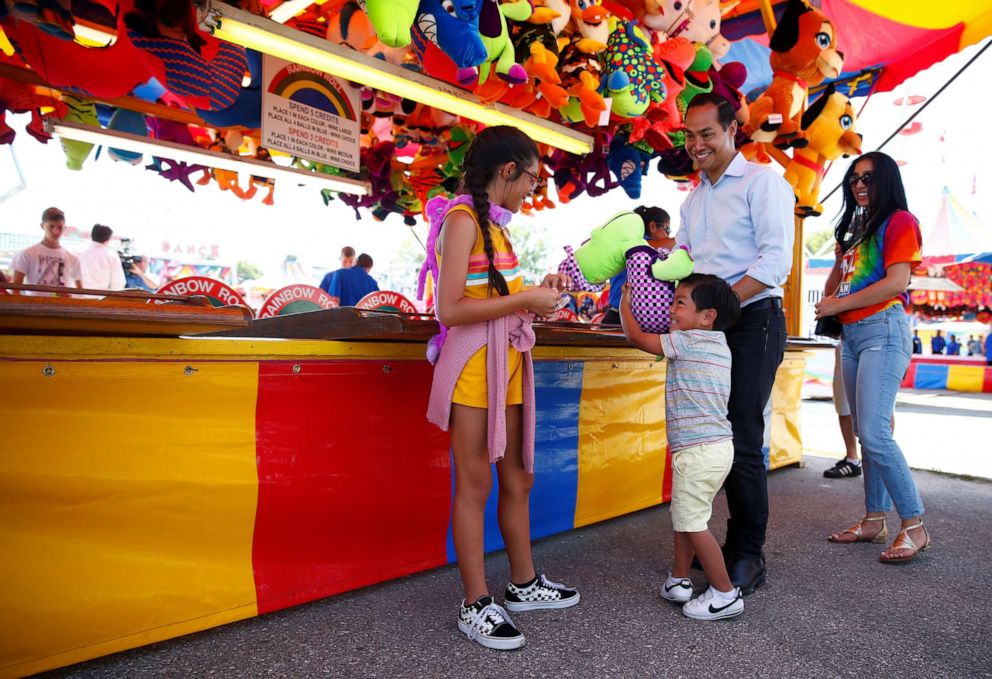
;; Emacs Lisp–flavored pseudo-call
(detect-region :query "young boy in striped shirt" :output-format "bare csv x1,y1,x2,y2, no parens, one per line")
620,273,743,620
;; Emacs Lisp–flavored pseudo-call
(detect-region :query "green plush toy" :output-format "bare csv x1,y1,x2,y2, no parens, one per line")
570,211,648,286
60,95,98,171
360,0,418,48
558,210,694,334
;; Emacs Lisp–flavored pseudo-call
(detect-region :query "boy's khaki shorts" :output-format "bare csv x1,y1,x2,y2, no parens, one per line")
670,439,734,533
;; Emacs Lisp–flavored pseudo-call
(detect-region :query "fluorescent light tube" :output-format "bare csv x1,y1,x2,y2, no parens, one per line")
48,119,371,195
206,5,594,155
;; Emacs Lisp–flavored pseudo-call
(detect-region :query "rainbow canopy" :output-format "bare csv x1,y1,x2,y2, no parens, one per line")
724,0,992,98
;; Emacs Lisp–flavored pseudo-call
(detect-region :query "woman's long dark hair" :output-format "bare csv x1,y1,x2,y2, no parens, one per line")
634,205,671,237
458,126,538,296
834,151,909,252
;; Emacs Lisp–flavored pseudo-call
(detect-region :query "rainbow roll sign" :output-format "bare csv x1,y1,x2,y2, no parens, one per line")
261,56,362,171
258,285,338,319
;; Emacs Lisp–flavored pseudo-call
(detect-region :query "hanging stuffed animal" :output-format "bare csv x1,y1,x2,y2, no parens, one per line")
125,0,249,112
475,0,530,86
5,0,75,39
521,162,556,214
105,107,148,164
4,0,152,99
0,75,67,144
638,0,693,40
675,43,714,116
359,0,419,48
784,84,862,217
59,95,98,169
556,211,695,333
411,0,488,86
600,19,667,119
745,0,843,149
680,0,731,62
145,156,207,192
557,0,610,127
195,48,263,129
325,0,379,51
550,132,615,203
497,0,570,117
607,132,652,199
650,36,695,126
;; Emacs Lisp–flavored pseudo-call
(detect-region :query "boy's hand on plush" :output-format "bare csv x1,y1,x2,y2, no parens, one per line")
621,282,632,309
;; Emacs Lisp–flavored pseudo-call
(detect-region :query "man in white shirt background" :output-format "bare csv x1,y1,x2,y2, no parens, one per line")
77,224,126,291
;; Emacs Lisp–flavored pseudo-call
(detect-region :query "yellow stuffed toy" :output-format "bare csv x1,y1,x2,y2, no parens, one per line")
783,84,862,217
746,0,843,149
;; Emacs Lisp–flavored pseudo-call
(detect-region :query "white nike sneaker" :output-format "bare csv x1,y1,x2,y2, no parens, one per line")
660,573,694,603
682,586,744,621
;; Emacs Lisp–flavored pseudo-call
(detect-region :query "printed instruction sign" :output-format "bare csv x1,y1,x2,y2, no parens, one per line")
261,55,362,172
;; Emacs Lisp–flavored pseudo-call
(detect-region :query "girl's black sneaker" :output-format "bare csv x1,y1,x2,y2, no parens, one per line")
458,596,525,650
504,574,580,612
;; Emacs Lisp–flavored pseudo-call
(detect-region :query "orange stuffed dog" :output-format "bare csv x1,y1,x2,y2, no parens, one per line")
746,0,842,149
783,84,862,217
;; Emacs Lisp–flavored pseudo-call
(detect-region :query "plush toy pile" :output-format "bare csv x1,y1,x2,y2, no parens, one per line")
0,0,857,218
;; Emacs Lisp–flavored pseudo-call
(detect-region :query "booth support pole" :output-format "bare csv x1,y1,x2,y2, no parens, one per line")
783,216,805,337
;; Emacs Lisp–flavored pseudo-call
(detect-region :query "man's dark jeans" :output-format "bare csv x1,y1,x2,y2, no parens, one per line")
723,299,787,560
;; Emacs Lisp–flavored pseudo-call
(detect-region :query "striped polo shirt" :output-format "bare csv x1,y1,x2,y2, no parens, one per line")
660,329,733,453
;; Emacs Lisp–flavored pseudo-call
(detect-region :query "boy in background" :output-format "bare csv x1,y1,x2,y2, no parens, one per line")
11,207,82,296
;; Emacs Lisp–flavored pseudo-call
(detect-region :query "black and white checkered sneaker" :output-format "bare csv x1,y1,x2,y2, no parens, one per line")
458,596,525,650
504,574,580,612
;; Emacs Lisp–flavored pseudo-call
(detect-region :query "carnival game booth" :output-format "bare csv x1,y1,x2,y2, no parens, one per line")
2,0,990,674
0,298,806,677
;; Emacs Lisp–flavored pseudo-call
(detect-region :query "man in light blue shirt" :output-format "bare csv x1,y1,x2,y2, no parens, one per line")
675,93,795,596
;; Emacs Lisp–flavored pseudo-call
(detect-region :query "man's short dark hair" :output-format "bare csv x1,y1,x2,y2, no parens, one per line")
41,207,65,223
357,253,373,269
685,93,737,131
91,224,113,243
341,246,356,258
679,273,741,331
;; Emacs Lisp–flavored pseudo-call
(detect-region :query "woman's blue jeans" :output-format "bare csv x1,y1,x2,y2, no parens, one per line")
841,306,924,519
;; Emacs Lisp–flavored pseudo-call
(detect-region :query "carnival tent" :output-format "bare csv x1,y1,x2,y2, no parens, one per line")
922,187,992,264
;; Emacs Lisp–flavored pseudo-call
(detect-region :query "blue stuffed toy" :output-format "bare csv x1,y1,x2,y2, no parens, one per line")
411,0,488,85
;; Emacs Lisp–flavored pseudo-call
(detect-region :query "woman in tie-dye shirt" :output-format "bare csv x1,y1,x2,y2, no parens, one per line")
815,152,932,565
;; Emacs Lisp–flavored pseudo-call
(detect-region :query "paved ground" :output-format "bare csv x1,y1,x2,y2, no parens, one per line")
803,389,992,479
44,392,992,679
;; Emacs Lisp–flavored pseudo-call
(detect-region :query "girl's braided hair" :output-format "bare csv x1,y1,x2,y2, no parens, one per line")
459,126,538,296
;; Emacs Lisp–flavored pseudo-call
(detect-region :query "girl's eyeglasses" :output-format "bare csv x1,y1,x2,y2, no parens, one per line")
848,172,873,186
523,169,541,190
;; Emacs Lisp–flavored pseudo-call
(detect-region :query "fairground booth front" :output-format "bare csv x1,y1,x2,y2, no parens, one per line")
1,0,989,674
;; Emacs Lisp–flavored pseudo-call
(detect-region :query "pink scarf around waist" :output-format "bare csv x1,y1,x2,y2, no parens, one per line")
426,311,537,473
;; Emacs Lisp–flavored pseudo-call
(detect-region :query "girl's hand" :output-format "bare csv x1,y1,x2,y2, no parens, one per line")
815,295,845,319
525,286,562,317
541,273,571,292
